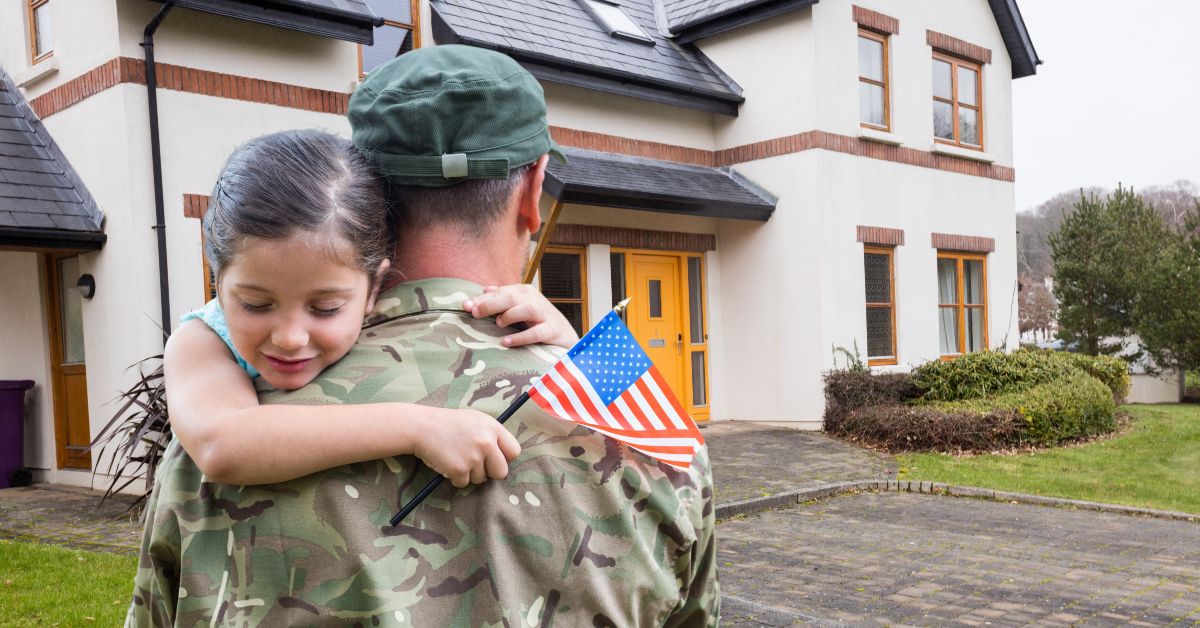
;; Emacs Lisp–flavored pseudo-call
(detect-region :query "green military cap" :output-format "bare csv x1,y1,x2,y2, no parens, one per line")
348,44,565,187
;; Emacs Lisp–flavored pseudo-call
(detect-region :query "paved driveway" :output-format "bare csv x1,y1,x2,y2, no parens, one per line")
718,491,1200,626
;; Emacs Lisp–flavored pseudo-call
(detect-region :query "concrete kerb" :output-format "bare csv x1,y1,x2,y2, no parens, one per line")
715,480,1200,523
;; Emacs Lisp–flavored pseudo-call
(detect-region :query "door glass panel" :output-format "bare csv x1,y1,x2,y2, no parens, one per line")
540,252,581,299
966,308,985,352
859,83,885,127
939,307,959,354
58,257,85,364
858,36,883,81
964,259,984,304
648,279,662,318
690,351,707,407
864,252,890,303
933,101,955,140
932,59,953,99
866,307,893,359
687,257,704,344
937,258,959,304
610,253,626,306
957,66,978,105
959,108,980,146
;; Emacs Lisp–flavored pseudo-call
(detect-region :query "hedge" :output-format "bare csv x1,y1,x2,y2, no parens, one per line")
912,348,1130,403
823,370,920,432
830,403,1024,452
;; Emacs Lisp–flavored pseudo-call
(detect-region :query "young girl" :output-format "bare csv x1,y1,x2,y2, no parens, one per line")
164,129,577,488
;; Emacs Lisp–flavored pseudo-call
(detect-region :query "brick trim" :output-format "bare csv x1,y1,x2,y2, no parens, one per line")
931,232,995,253
926,30,992,64
183,194,210,219
856,225,905,246
549,127,713,167
852,6,899,34
550,224,715,252
29,57,349,120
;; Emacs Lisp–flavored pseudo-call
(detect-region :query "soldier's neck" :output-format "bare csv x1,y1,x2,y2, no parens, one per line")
390,228,522,288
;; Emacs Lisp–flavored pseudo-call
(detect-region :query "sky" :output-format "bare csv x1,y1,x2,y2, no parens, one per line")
1011,1,1200,212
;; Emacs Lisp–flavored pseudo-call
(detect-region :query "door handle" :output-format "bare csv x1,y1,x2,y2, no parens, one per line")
676,333,683,356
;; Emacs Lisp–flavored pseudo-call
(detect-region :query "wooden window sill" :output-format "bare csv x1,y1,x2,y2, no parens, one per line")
15,56,59,87
931,142,995,163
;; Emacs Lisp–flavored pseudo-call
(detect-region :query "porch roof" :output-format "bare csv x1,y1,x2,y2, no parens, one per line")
0,70,105,251
544,148,776,221
155,0,384,45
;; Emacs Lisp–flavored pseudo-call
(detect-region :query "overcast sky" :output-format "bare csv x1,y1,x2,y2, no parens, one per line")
1012,1,1199,212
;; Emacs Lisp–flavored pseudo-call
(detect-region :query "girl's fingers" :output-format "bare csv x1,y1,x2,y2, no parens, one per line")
502,324,548,348
495,303,538,329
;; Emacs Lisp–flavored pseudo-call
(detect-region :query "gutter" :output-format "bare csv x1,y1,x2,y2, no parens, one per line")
142,0,176,343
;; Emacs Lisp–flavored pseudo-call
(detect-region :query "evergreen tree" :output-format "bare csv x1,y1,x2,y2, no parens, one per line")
1133,202,1200,373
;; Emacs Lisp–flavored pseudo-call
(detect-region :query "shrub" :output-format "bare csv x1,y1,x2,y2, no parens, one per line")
1059,352,1131,402
912,349,1077,402
934,372,1116,446
823,370,920,432
829,403,1024,452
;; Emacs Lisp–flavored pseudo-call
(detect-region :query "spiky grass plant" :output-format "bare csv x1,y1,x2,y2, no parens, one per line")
87,356,171,517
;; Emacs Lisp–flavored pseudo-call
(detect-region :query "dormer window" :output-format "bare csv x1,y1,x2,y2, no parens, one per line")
582,0,654,44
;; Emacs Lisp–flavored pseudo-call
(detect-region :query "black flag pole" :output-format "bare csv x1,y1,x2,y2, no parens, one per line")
388,298,631,527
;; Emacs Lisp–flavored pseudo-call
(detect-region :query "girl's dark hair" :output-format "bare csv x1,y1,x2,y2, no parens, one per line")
203,129,392,283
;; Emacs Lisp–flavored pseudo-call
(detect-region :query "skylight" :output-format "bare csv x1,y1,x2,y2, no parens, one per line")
583,0,654,44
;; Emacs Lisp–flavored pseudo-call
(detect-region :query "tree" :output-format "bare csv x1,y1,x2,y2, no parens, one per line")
1018,278,1056,341
1133,202,1200,373
1048,186,1168,356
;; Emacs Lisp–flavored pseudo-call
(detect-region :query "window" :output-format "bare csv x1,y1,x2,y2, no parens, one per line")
539,246,588,337
27,0,53,64
359,0,420,76
932,53,983,149
863,246,896,365
858,29,889,131
937,252,987,356
686,256,708,408
582,0,653,43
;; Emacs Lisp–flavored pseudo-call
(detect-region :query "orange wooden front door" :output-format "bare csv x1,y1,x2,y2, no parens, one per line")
627,254,686,402
45,254,91,470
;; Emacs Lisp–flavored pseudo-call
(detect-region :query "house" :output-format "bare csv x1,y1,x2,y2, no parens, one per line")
0,0,1038,488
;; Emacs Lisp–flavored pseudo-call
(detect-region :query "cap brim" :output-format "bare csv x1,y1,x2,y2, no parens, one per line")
548,139,568,164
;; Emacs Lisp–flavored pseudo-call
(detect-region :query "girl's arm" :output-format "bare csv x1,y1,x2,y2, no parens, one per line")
463,283,581,348
165,320,519,486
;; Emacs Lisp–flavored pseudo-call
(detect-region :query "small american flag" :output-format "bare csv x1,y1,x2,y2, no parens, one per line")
529,310,704,469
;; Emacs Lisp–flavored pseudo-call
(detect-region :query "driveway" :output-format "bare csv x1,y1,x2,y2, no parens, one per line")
718,491,1200,626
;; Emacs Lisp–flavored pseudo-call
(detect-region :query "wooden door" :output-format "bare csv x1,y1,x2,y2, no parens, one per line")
627,254,686,401
45,254,91,469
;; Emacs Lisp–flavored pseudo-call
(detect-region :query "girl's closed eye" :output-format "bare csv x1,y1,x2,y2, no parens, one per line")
311,302,346,318
240,301,272,313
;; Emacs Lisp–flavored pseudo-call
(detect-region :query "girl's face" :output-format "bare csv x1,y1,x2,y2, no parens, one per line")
218,233,380,391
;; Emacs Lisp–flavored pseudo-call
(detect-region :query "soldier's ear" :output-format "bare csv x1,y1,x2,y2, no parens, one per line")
515,155,549,234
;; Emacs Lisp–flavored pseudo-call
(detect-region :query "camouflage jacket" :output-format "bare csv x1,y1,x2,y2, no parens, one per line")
128,278,719,627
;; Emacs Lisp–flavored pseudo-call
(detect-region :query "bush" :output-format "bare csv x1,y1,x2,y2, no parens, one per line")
912,349,1076,401
934,372,1116,446
823,370,920,432
829,403,1023,452
1059,352,1131,402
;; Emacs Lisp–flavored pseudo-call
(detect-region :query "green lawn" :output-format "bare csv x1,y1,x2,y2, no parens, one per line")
0,540,136,627
899,404,1200,514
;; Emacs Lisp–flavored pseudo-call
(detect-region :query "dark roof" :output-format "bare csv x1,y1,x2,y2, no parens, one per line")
668,0,1041,77
545,148,776,221
430,0,745,115
159,0,384,45
0,69,105,251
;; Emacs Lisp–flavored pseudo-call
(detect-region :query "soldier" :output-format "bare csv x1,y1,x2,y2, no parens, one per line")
128,45,719,626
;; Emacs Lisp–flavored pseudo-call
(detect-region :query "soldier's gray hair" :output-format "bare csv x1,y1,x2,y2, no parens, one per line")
385,164,534,238
203,129,393,284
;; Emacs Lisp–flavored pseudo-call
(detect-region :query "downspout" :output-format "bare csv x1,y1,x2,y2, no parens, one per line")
142,0,176,343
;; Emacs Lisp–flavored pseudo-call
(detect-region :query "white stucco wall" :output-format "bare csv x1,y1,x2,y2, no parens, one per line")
1,0,122,100
543,82,717,150
1128,372,1184,405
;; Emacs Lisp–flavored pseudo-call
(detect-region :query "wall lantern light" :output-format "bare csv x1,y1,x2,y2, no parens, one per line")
76,274,96,300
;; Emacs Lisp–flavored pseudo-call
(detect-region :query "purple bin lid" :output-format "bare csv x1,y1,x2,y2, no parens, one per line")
0,380,34,391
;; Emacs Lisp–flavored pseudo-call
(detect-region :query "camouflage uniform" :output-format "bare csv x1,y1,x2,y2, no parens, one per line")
128,278,719,627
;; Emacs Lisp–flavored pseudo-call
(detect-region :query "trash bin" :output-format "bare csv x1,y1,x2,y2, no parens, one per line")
0,380,35,489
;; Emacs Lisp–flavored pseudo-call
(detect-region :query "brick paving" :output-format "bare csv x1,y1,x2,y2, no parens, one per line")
719,491,1200,626
0,484,141,555
704,422,895,505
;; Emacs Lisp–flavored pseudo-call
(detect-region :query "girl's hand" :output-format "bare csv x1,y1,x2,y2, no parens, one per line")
463,284,580,349
412,407,521,488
